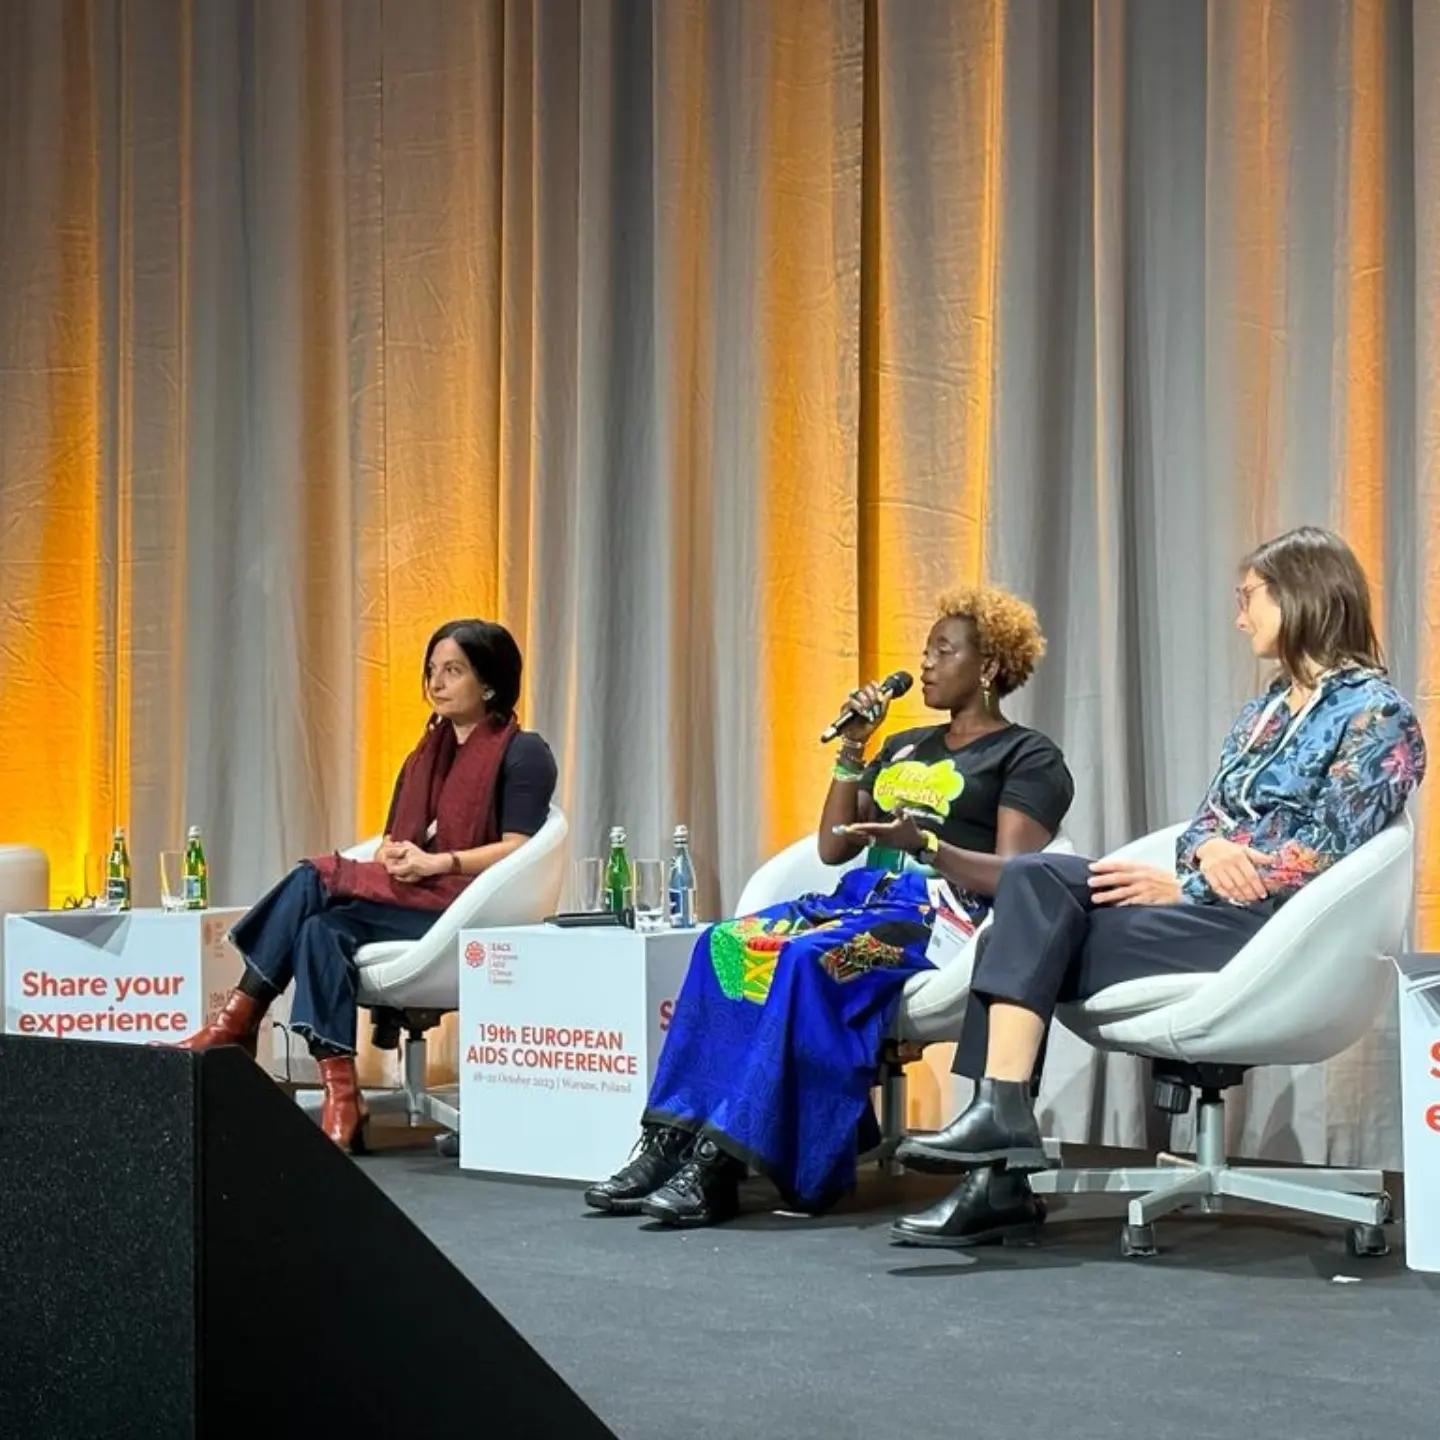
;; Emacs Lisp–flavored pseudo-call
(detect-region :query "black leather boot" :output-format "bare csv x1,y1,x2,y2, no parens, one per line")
639,1136,745,1228
888,1167,1045,1248
895,1078,1049,1173
583,1125,694,1214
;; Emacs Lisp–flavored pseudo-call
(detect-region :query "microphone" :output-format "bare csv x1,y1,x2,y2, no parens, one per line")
820,671,914,744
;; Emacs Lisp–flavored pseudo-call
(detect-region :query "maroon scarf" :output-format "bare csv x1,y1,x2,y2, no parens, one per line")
310,715,519,912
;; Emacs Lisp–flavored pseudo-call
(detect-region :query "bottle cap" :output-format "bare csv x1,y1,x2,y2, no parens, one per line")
673,825,690,842
187,825,202,839
609,826,627,844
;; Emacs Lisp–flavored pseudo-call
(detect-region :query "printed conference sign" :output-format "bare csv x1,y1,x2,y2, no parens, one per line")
1397,953,1440,1273
3,909,248,1050
457,926,692,1182
464,936,644,1097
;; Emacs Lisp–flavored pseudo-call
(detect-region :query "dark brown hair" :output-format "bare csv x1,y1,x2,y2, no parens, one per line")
1242,526,1383,680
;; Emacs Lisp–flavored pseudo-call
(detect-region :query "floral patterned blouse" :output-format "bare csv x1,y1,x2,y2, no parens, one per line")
1175,667,1426,906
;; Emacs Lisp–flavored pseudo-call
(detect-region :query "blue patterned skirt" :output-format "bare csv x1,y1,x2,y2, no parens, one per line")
644,867,972,1211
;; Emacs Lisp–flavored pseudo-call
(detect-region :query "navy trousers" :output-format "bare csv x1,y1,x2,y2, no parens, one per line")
953,851,1272,1079
230,863,436,1054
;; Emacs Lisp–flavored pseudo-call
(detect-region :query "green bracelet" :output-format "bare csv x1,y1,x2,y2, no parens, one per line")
832,764,865,784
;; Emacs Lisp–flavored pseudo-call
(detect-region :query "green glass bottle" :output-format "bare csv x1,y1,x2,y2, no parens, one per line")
105,828,131,911
604,826,634,914
183,825,209,910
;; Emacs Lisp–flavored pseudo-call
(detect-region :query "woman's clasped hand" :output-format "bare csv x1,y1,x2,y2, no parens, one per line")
377,837,448,883
1191,836,1272,904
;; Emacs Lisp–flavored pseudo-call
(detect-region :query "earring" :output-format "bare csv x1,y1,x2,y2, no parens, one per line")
981,681,992,711
483,688,495,701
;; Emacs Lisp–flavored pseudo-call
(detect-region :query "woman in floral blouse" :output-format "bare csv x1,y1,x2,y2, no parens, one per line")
880,526,1426,1249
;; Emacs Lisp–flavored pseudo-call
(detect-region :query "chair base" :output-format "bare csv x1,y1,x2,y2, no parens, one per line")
1030,1096,1393,1256
868,1055,909,1176
1029,1159,1390,1226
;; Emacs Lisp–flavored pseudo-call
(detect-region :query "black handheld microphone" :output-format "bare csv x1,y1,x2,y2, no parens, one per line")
819,671,914,744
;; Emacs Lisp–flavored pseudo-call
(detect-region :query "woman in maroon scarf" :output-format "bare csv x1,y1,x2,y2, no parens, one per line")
181,619,557,1153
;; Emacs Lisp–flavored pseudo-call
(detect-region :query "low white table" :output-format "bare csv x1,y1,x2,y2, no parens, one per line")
2,907,270,1069
1396,952,1440,1272
456,923,698,1180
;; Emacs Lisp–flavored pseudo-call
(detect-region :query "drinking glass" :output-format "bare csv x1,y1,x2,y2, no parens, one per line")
569,857,604,913
633,860,667,933
159,850,187,913
83,853,107,909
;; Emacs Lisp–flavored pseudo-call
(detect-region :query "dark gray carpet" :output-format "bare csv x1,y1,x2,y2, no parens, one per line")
359,1139,1438,1440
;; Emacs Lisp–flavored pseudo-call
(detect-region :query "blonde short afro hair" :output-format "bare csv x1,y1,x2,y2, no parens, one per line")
935,585,1047,697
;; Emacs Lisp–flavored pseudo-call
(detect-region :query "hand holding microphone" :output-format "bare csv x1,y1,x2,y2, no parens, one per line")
820,670,914,744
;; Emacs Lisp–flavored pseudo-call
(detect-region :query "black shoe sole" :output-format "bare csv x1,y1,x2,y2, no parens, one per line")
888,1218,1043,1249
639,1200,739,1228
896,1143,1051,1175
583,1190,649,1215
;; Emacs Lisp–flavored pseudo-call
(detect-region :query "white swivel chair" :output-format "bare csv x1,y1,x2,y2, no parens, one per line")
736,831,1074,1161
1030,815,1413,1258
289,806,569,1142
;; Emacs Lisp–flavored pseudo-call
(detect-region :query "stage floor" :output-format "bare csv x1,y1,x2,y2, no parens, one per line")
360,1132,1438,1440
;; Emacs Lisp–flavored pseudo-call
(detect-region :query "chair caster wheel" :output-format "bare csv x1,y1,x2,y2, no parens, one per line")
434,1132,460,1159
1345,1223,1390,1258
1121,1223,1158,1258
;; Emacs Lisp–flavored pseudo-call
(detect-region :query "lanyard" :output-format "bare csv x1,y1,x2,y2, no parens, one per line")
1205,675,1333,827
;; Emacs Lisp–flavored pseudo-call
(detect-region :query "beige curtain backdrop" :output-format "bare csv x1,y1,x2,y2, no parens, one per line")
1,0,1437,1166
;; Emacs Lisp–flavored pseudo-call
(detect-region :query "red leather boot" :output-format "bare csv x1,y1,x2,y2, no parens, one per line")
177,989,265,1059
318,1055,370,1155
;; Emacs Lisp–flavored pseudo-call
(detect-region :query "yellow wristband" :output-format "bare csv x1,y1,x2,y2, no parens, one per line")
919,830,940,857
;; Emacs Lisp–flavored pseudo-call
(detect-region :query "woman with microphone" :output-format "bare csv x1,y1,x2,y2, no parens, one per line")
179,619,557,1155
584,585,1074,1227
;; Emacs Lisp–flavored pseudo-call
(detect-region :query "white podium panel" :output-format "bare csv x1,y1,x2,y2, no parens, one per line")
3,908,269,1069
1396,953,1440,1272
457,924,697,1181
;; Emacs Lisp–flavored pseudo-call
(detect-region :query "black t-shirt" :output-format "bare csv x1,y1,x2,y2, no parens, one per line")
492,731,558,837
859,724,1073,853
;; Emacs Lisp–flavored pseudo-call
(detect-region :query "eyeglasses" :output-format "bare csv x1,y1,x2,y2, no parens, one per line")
1235,581,1266,613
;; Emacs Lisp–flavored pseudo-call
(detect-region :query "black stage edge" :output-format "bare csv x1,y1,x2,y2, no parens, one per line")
0,1035,617,1440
